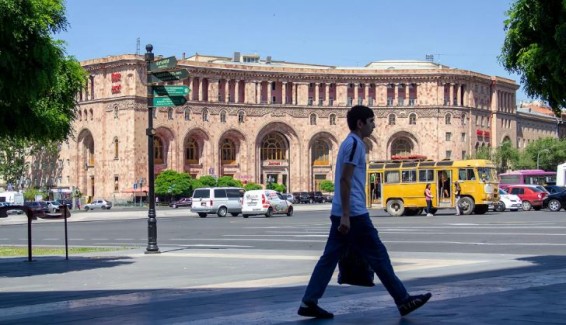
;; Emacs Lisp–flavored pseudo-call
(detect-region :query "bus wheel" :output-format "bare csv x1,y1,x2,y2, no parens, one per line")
459,197,475,215
386,199,405,216
474,205,489,214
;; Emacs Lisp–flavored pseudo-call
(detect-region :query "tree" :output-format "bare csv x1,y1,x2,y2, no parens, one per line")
0,137,32,189
217,176,243,187
492,140,520,173
243,182,263,191
198,175,218,187
500,0,566,116
155,170,192,198
319,180,334,193
0,0,86,141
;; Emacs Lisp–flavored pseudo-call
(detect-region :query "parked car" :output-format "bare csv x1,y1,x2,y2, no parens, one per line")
543,190,566,212
297,192,310,204
544,185,566,194
241,190,293,218
493,188,522,212
84,199,112,211
506,185,549,211
191,187,244,218
309,191,324,203
323,194,334,203
281,193,295,203
23,201,48,218
169,197,192,208
45,200,61,213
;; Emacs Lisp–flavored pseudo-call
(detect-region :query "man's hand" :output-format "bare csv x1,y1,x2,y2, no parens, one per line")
338,215,350,234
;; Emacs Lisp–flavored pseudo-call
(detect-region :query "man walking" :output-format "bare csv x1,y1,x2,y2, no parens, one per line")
298,105,432,319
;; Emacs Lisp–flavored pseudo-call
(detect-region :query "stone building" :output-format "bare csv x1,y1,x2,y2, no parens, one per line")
56,52,542,201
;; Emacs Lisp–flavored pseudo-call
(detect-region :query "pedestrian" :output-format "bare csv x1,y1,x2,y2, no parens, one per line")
425,183,433,217
298,105,431,319
454,181,461,215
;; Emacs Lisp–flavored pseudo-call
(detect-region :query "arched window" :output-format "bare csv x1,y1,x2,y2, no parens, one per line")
261,133,287,160
409,113,417,125
185,138,198,164
329,114,336,125
388,114,396,125
461,113,467,125
184,108,191,121
113,138,119,159
89,108,94,121
220,110,226,123
310,113,317,125
114,105,119,119
79,110,83,121
202,108,208,121
154,137,164,164
445,113,452,125
391,138,413,157
221,139,236,163
312,139,330,165
238,110,245,123
167,108,173,120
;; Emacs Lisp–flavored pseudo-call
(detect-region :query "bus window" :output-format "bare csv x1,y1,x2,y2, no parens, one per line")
402,170,416,183
477,167,497,181
418,169,434,182
385,171,399,183
459,168,476,181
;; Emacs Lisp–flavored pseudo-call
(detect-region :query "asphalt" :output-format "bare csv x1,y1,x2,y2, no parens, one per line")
1,205,566,324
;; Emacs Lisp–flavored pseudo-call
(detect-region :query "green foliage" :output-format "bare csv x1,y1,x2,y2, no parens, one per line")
198,175,218,187
23,188,44,201
0,0,87,141
500,0,566,116
521,137,566,170
319,180,334,193
155,170,192,197
217,176,243,187
271,183,286,193
244,182,263,191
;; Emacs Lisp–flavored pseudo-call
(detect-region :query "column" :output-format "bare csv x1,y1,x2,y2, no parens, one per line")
283,82,288,104
255,81,260,104
364,83,369,106
235,80,240,103
353,83,359,105
394,84,398,106
327,83,332,105
315,83,320,105
456,84,462,106
449,83,454,106
267,81,272,104
199,78,204,102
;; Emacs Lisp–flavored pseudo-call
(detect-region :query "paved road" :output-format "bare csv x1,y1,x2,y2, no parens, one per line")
1,205,566,323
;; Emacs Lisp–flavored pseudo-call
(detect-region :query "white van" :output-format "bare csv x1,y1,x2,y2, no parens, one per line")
191,187,244,218
241,190,294,218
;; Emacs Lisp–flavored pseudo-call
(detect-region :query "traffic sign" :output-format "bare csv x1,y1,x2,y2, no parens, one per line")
149,56,177,72
149,69,189,83
153,96,187,107
153,85,190,96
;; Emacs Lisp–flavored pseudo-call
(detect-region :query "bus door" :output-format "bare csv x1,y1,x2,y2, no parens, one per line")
437,170,452,207
369,172,383,206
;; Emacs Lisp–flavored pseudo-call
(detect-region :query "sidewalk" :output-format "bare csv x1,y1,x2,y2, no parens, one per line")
1,247,565,324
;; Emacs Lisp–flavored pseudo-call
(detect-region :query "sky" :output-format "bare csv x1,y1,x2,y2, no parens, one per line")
59,0,530,101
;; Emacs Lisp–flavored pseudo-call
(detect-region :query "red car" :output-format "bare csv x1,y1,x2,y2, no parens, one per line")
505,185,549,211
169,197,192,208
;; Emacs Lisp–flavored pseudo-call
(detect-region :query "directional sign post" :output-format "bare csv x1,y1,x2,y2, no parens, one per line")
149,69,189,83
149,56,177,72
153,96,187,107
152,85,190,97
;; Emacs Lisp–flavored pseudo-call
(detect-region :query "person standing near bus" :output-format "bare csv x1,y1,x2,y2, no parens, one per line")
424,183,433,217
298,105,432,319
454,181,461,215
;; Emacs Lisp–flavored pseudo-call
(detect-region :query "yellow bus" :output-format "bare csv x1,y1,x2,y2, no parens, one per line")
367,159,499,216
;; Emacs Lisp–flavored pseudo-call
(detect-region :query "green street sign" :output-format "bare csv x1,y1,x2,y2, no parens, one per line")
149,69,189,83
153,96,187,107
149,56,177,72
153,85,190,96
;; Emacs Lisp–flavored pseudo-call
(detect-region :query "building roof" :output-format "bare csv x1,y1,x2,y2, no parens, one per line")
517,101,557,118
364,60,448,70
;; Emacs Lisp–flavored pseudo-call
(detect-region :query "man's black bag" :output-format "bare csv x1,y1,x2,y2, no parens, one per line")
337,246,375,287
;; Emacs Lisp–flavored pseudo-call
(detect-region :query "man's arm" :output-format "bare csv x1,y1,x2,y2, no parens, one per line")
338,163,355,234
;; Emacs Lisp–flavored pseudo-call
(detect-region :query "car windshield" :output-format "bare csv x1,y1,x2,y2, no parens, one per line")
499,189,508,195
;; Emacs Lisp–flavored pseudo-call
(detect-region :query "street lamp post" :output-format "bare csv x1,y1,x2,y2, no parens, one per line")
145,44,159,253
536,149,551,170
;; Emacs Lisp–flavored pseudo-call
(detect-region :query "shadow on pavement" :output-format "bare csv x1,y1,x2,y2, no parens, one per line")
0,256,134,278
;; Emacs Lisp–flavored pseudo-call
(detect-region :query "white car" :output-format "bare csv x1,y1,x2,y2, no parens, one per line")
241,190,293,218
84,199,112,211
493,188,522,212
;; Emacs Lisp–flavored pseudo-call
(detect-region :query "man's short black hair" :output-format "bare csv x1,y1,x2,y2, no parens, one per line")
346,105,374,131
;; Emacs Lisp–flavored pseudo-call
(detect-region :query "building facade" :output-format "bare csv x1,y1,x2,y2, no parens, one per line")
56,52,547,201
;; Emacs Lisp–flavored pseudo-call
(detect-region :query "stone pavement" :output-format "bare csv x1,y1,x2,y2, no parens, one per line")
1,245,566,324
